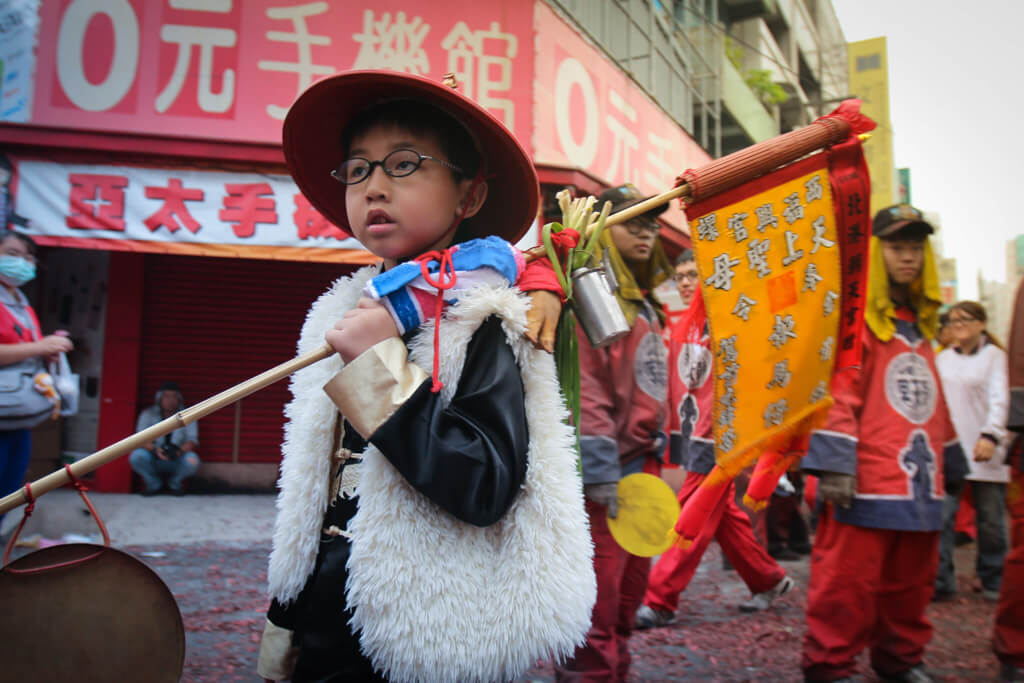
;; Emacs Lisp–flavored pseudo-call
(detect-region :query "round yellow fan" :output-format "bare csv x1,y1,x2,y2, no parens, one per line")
607,473,681,557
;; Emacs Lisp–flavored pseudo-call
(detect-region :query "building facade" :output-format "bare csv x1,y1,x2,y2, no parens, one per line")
977,237,1024,342
550,0,849,157
0,0,722,491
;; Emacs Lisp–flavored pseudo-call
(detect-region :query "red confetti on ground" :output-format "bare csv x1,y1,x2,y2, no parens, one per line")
129,538,1000,681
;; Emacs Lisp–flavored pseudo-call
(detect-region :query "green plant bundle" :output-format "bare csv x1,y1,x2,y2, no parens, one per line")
541,190,614,301
540,189,613,471
555,306,582,470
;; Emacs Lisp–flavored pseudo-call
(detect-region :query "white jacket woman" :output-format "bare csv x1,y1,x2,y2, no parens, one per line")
935,300,1009,599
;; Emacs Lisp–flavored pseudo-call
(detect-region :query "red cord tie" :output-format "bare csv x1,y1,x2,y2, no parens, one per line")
65,464,110,547
2,483,34,566
21,482,34,516
414,247,458,393
65,464,86,492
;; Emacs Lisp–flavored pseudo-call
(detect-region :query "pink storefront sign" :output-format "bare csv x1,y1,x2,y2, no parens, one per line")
30,0,533,148
532,2,710,230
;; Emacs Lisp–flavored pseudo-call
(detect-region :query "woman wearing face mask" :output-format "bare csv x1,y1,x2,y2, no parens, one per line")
0,230,72,532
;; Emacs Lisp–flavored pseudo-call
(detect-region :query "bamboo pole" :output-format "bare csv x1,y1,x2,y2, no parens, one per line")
4,188,694,515
600,184,691,227
0,343,334,515
523,184,693,263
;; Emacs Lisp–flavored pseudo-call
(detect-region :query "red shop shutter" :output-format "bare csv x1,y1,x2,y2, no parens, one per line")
137,254,356,463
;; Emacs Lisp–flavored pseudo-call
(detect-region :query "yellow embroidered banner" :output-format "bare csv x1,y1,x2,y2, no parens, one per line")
686,154,841,476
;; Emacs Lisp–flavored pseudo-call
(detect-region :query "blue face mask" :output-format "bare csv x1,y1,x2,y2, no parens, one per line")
0,254,36,287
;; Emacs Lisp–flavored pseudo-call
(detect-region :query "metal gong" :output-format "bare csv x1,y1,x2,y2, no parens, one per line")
0,543,184,682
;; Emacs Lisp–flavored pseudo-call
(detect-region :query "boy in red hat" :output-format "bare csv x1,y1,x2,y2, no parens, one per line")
257,71,595,683
555,183,672,683
800,204,968,683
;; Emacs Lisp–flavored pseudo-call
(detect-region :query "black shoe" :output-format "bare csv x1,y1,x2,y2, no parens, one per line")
931,589,956,603
789,541,812,555
140,488,161,497
954,531,974,547
769,546,802,561
169,486,186,497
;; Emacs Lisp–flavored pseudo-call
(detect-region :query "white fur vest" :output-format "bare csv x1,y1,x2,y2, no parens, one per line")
267,265,596,683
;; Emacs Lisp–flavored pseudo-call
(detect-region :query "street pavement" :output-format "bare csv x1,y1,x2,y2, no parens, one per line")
0,490,1002,681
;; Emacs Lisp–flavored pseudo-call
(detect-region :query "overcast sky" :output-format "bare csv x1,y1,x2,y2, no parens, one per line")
832,0,1023,299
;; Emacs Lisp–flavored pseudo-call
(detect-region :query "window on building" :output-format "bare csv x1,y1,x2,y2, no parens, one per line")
856,53,881,71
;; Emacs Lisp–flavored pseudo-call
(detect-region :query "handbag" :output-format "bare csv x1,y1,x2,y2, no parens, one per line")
0,361,57,430
53,352,80,417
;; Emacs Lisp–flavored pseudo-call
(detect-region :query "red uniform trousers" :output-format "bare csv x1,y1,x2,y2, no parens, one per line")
555,498,651,683
802,507,938,680
557,457,662,683
644,471,784,613
994,467,1024,667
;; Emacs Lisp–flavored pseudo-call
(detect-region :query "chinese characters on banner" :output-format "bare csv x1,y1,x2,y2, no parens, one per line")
532,2,710,232
685,154,843,476
13,159,371,260
29,0,532,148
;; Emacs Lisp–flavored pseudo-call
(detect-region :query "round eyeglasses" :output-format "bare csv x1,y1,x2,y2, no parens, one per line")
331,149,463,185
621,219,660,236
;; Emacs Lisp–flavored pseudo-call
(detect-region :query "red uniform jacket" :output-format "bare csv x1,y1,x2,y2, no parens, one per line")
802,307,968,531
577,301,667,484
666,313,715,475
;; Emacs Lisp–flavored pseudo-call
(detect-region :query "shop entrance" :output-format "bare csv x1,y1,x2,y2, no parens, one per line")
136,254,352,466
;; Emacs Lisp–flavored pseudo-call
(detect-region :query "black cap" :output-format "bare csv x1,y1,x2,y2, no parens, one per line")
873,204,935,239
596,183,668,226
158,381,181,393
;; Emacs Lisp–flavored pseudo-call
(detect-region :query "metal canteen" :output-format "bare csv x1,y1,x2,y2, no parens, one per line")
571,258,630,348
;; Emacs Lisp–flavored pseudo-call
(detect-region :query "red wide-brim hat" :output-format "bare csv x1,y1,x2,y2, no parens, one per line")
283,70,539,244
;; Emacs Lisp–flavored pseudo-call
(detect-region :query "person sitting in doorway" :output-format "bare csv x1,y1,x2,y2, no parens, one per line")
129,381,199,495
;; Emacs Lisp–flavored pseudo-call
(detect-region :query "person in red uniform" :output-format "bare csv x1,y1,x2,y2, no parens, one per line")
555,183,672,683
994,279,1024,682
634,275,793,630
661,250,699,496
800,205,968,683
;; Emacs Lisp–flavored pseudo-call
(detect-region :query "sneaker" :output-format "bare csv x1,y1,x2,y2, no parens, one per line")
634,604,675,629
931,589,956,603
140,487,161,497
983,588,1001,602
739,575,794,612
169,485,186,497
879,664,933,683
